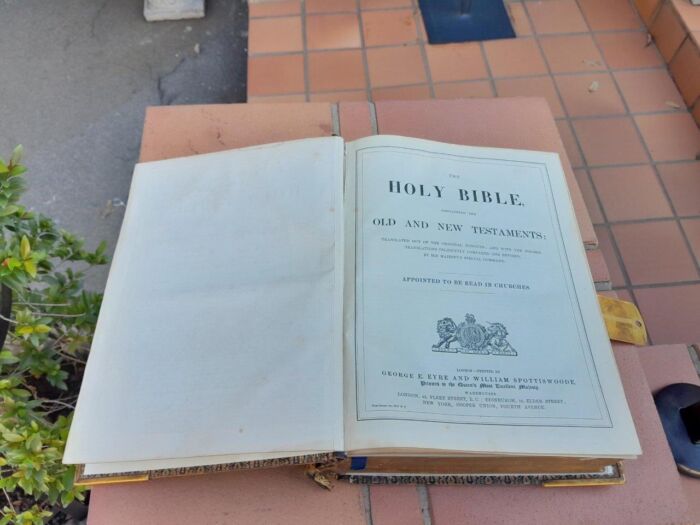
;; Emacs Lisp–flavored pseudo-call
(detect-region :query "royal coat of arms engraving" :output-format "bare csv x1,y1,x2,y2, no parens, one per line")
432,313,517,356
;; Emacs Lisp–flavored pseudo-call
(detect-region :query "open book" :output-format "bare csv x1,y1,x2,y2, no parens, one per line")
64,136,641,485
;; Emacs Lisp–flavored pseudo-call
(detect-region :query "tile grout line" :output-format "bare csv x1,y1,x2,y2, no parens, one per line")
361,484,373,525
354,0,375,102
575,0,700,284
479,40,498,97
617,279,700,290
300,0,310,102
416,485,433,525
410,0,436,99
331,103,341,136
369,101,379,135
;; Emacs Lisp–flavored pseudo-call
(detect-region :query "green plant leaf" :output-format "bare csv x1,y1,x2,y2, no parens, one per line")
0,205,19,217
0,158,8,174
23,259,37,278
10,145,23,166
2,432,24,443
20,235,31,259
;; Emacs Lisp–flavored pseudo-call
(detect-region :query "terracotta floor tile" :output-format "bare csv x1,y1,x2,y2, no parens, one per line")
362,9,419,47
681,218,700,262
669,38,700,107
577,0,643,31
366,45,427,87
434,81,494,99
371,84,432,100
614,69,685,113
595,32,664,69
249,0,301,17
595,225,626,287
673,0,700,31
556,119,584,167
339,102,373,140
425,43,488,82
247,94,307,103
308,50,366,92
310,90,368,102
634,0,664,25
650,2,687,63
573,117,648,166
306,0,356,13
506,2,533,37
248,17,303,54
495,76,564,118
635,285,700,344
635,113,700,162
483,38,547,77
555,73,626,117
613,288,635,303
574,168,605,224
360,0,412,8
247,54,305,96
540,35,606,73
591,165,672,221
525,0,588,34
658,162,700,216
306,13,361,50
613,221,698,284
371,486,423,525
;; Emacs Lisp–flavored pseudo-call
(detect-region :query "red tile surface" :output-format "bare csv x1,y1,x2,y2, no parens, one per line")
249,0,301,17
555,119,584,168
482,38,548,77
658,161,700,216
525,0,588,34
591,165,672,221
308,50,366,93
371,84,432,100
614,69,685,113
428,347,692,525
433,81,494,99
634,0,664,25
507,2,533,36
573,117,648,166
425,43,488,82
339,102,373,141
635,285,700,344
362,9,419,47
88,467,366,525
574,168,604,224
310,90,368,102
650,2,687,63
669,37,700,107
578,0,643,31
682,217,700,262
673,0,700,32
306,13,362,50
370,486,423,525
540,34,606,73
306,0,356,13
595,225,626,287
587,247,611,284
360,0,411,8
366,46,427,87
635,113,700,162
495,76,565,118
555,73,626,117
613,220,698,285
595,32,664,69
248,16,303,54
247,54,306,97
139,104,334,161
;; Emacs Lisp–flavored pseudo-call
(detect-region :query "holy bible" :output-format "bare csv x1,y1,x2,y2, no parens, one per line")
63,135,641,486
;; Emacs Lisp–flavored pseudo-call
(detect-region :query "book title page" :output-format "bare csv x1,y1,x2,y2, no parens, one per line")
348,137,613,431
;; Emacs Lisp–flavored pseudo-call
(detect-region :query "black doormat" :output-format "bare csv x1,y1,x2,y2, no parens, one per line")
418,0,515,44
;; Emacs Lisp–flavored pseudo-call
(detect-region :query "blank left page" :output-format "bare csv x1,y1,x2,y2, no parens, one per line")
64,137,345,467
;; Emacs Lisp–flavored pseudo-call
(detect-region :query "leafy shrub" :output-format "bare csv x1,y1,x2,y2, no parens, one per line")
0,146,108,524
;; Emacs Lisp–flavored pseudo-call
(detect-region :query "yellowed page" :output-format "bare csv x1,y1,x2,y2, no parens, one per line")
64,138,345,471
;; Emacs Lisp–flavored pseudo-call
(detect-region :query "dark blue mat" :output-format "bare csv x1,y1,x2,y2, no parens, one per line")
418,0,515,44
